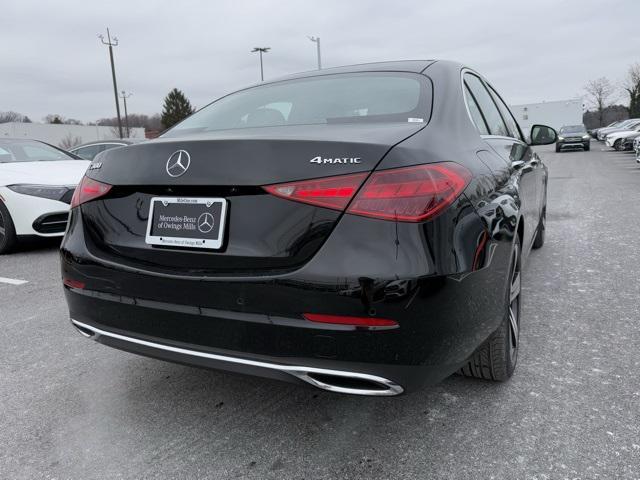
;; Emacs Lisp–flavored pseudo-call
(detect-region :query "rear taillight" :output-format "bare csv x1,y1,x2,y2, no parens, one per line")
263,172,368,211
347,162,471,222
263,162,471,222
70,176,112,208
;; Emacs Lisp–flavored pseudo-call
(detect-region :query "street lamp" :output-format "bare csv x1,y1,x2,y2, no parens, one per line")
308,36,321,70
98,28,123,139
120,91,132,137
251,47,270,81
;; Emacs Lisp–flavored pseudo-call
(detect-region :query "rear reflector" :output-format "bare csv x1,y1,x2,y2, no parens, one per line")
63,278,85,289
303,313,398,329
70,176,112,208
347,162,472,222
263,172,367,211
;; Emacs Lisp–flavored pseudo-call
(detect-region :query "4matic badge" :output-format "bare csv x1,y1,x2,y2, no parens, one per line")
309,156,361,165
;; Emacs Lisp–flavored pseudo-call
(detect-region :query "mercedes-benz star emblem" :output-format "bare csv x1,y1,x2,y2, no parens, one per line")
197,212,215,234
166,150,191,177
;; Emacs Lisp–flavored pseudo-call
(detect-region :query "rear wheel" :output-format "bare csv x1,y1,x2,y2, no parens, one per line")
459,239,521,381
0,201,17,254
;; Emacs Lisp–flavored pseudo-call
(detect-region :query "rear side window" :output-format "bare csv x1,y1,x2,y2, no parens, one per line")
164,72,432,136
464,74,509,137
73,144,103,160
464,85,489,135
488,86,523,141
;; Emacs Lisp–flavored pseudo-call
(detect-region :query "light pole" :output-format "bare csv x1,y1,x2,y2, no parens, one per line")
251,47,270,81
120,91,132,137
98,28,123,139
308,36,321,70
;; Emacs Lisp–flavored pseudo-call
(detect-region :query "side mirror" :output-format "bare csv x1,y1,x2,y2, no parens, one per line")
529,124,557,146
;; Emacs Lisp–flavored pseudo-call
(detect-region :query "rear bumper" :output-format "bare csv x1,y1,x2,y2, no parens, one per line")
61,201,513,394
70,318,404,396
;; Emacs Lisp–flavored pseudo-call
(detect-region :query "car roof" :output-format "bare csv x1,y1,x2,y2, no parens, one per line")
71,139,141,148
258,60,438,85
0,138,47,144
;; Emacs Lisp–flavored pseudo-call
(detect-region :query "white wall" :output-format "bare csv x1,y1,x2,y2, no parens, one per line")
0,123,145,147
510,99,584,133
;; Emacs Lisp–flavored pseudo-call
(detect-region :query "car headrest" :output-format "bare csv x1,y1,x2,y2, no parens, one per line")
245,108,286,127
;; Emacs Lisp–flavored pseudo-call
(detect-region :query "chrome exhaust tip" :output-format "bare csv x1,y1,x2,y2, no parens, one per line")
70,319,94,338
290,369,404,396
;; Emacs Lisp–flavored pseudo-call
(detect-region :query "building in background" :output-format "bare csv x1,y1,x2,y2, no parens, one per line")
510,99,584,133
0,122,145,148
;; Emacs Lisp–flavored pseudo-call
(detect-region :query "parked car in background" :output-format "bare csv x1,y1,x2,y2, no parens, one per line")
0,139,89,253
69,139,142,160
605,124,640,150
556,124,590,152
621,132,640,152
62,60,555,396
597,119,640,140
590,121,621,138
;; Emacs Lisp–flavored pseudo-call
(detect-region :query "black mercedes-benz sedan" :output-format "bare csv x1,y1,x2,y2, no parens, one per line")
61,60,555,396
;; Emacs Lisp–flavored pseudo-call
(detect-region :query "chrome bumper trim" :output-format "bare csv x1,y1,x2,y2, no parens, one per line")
70,319,404,396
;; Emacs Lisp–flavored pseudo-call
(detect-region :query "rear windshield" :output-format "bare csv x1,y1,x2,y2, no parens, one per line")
0,141,78,163
163,72,431,137
559,125,586,134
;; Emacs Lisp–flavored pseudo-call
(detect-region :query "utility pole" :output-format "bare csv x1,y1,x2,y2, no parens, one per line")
308,36,321,70
120,91,132,137
98,28,123,139
251,47,270,81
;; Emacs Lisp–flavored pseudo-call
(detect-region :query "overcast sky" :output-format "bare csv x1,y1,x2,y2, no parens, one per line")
2,0,639,123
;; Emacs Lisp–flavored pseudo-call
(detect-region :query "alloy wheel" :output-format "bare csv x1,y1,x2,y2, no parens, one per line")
0,209,5,242
508,243,521,363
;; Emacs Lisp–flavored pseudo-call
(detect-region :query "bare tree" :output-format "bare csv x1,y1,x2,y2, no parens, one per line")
58,133,83,150
97,113,161,130
622,63,640,118
584,77,616,127
0,111,29,123
44,114,65,124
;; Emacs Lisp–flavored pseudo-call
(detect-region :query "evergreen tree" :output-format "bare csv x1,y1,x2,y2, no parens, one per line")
161,88,195,129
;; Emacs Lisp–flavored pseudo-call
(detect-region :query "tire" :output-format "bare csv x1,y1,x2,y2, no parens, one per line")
584,144,590,151
614,139,622,151
458,239,521,381
532,207,546,249
555,145,561,153
0,200,17,254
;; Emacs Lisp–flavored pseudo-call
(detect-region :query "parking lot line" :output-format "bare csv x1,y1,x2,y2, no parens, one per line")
0,276,28,285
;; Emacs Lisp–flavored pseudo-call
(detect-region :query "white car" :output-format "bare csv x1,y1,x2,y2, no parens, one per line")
0,139,89,253
604,124,640,150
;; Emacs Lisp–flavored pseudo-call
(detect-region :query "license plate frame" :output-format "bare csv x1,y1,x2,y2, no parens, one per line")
145,197,227,250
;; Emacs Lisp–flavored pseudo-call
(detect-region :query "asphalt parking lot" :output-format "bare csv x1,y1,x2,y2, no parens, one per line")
1,144,639,480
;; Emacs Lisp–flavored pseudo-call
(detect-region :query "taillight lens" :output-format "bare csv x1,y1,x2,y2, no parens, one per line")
347,162,471,222
263,162,471,222
263,172,368,211
70,176,112,208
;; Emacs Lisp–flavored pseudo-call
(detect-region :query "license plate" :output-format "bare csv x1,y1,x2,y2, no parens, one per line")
145,197,227,250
